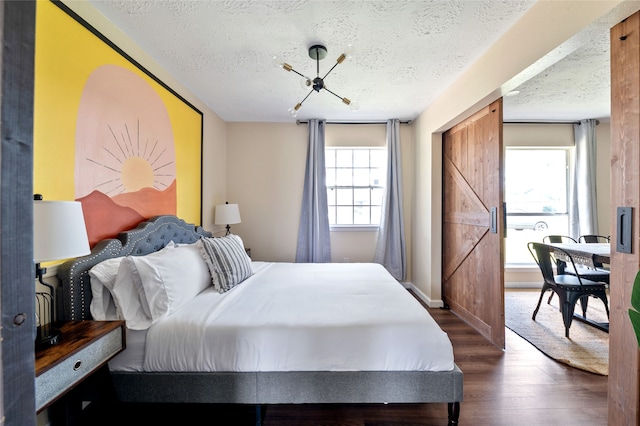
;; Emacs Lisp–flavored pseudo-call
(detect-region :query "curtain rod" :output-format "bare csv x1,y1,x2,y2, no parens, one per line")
296,120,412,125
504,120,600,125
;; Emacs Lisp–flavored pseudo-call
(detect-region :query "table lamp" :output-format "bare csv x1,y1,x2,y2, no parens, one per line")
214,202,241,235
33,196,90,349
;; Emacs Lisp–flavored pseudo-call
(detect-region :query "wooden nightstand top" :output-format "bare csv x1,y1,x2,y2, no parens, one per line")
35,320,125,377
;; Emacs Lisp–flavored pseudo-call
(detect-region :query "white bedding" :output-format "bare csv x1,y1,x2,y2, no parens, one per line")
114,262,454,373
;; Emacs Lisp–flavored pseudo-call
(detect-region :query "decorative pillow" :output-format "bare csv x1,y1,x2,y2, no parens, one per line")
127,241,211,324
198,235,252,293
88,257,125,320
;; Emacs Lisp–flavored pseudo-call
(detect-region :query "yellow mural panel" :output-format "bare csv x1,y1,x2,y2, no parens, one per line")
34,0,202,243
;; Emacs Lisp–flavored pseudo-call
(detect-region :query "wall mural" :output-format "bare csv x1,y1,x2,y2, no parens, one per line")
34,0,202,247
75,64,177,243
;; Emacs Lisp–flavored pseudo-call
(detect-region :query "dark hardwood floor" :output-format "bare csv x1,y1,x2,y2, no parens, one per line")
80,296,608,426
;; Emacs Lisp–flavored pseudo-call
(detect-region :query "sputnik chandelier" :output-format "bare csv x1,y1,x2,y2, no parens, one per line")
274,44,359,117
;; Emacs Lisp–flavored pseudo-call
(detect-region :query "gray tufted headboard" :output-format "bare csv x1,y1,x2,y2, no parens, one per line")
56,215,211,321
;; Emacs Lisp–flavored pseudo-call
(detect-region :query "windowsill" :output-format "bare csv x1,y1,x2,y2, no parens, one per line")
506,263,537,269
330,225,379,232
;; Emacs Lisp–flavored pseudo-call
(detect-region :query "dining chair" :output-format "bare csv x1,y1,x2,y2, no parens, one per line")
542,235,577,244
527,242,609,338
579,235,610,243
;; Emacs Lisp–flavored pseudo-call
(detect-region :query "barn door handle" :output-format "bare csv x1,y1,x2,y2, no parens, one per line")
490,207,498,234
502,202,507,238
617,206,633,253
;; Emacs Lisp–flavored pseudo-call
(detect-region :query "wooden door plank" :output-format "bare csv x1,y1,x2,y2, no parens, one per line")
609,12,640,425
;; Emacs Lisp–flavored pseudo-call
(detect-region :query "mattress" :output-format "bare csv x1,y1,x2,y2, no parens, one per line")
110,262,455,373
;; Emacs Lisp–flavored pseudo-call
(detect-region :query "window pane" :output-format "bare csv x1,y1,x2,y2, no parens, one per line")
353,150,369,167
336,206,353,224
370,167,384,186
354,188,370,205
505,150,568,214
336,150,352,167
326,188,335,206
370,150,386,168
354,206,370,224
353,168,369,186
326,168,336,186
371,205,381,224
371,187,384,206
505,148,570,265
325,149,336,167
336,188,352,205
336,168,352,186
327,206,336,224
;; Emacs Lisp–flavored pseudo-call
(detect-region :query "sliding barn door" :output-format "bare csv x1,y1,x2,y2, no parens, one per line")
442,99,505,349
609,12,640,424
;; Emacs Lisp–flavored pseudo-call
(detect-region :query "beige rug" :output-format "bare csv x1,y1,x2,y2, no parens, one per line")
505,289,609,375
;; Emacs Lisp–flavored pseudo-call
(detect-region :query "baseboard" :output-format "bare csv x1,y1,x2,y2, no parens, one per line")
403,282,444,308
506,282,542,289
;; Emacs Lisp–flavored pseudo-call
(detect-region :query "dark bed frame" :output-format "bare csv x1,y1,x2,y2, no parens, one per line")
57,215,463,425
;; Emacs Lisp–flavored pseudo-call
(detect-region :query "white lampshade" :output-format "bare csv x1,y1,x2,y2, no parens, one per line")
34,200,91,263
214,203,241,225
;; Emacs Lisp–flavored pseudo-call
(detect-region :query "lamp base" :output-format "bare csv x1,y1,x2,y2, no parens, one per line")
35,325,60,351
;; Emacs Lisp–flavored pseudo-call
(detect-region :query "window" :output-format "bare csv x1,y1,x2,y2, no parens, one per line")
325,147,386,226
505,147,571,264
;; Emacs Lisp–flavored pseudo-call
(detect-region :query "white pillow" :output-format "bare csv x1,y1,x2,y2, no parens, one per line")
88,257,124,320
129,242,211,323
111,257,153,330
109,241,177,329
198,234,253,293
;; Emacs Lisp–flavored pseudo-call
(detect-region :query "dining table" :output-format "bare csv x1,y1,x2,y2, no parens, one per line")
546,242,611,333
547,242,611,269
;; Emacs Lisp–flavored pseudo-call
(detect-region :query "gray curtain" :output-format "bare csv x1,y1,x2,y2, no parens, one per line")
295,119,331,263
570,119,599,239
374,119,406,280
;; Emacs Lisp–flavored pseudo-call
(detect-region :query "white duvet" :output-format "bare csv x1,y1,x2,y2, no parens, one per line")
137,262,455,372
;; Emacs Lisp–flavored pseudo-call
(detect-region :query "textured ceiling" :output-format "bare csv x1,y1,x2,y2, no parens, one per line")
87,0,613,123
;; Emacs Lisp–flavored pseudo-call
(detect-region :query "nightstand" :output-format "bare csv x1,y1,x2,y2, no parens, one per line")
35,320,125,415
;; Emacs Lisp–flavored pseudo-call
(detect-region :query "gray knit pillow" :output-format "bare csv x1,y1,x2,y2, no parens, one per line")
198,235,252,293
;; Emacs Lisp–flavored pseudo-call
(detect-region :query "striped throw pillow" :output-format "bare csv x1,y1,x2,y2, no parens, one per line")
198,235,252,293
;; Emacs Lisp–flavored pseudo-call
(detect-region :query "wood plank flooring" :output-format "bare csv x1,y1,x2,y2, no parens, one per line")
80,293,608,426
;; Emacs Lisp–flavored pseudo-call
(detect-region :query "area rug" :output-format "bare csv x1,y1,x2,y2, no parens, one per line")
505,289,609,375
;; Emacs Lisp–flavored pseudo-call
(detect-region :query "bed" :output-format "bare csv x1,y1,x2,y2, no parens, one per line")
57,215,463,425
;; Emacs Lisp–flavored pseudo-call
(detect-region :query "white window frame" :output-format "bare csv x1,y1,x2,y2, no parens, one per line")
325,147,386,230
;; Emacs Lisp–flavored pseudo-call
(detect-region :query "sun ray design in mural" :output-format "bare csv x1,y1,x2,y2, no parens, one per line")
75,64,177,245
85,119,174,196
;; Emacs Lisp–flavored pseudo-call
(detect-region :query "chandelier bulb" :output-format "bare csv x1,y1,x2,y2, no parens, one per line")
288,103,302,118
272,55,284,68
300,77,312,90
350,100,360,111
344,44,354,59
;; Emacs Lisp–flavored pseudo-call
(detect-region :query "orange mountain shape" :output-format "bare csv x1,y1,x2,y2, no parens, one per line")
78,181,176,247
